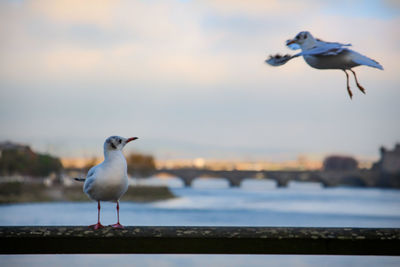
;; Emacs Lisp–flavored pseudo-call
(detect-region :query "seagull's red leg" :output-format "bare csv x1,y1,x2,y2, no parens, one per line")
110,200,124,229
350,69,366,94
343,70,352,99
89,201,104,230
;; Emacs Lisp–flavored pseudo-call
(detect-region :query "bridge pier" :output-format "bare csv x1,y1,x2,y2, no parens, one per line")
276,179,289,187
228,179,241,187
183,179,193,187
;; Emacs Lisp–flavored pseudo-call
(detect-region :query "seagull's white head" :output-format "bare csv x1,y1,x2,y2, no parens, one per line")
104,136,138,152
286,31,316,50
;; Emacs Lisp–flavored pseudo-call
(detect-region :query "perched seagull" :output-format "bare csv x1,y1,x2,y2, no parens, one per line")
265,31,383,99
75,136,138,229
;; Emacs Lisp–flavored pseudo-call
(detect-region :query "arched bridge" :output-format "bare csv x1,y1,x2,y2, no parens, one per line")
155,168,374,188
155,168,325,187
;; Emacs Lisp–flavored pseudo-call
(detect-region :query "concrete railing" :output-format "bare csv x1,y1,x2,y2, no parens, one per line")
1,226,400,255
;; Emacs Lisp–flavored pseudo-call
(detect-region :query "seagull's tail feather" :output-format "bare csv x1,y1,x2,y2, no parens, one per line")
74,178,86,182
351,50,383,70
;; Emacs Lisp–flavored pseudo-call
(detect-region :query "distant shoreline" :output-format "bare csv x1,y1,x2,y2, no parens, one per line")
0,182,176,204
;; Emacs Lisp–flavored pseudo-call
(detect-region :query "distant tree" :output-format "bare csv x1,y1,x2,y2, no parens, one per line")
32,154,63,177
0,142,62,177
0,148,37,176
323,155,358,171
126,153,156,178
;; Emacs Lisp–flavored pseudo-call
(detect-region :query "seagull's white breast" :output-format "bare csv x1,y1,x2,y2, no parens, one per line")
84,152,129,202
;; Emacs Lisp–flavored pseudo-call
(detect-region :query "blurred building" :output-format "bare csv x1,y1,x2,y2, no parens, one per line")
377,144,400,174
372,143,400,187
322,155,358,171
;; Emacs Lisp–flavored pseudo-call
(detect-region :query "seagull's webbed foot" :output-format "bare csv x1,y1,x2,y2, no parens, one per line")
110,223,124,229
89,223,105,230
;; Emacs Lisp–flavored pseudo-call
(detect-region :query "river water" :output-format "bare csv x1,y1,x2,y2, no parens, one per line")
1,178,400,266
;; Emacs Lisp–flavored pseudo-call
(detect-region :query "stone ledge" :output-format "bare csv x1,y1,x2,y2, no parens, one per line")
1,226,400,255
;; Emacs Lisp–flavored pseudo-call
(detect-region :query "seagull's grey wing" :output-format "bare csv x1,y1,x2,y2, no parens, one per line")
265,54,298,66
75,164,99,182
86,165,98,178
83,164,101,195
316,39,352,47
83,176,96,195
295,44,348,57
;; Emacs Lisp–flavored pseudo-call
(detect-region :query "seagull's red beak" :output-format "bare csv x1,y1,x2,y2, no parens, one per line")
286,39,296,45
126,137,138,143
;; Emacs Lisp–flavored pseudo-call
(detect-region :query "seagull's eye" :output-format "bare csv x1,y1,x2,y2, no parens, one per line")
118,139,122,144
304,34,307,39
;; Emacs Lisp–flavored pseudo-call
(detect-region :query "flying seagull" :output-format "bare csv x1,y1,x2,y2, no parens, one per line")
75,136,138,229
265,31,383,99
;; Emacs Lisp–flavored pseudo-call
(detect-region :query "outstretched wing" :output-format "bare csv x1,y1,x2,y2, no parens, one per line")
265,54,297,66
316,38,351,47
296,43,350,57
298,38,351,57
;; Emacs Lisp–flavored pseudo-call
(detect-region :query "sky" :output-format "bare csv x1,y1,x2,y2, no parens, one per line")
0,0,399,161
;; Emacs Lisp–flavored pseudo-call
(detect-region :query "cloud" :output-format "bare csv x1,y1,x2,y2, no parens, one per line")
383,0,400,9
0,0,399,159
0,0,233,87
198,0,319,17
1,0,398,87
29,0,117,27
